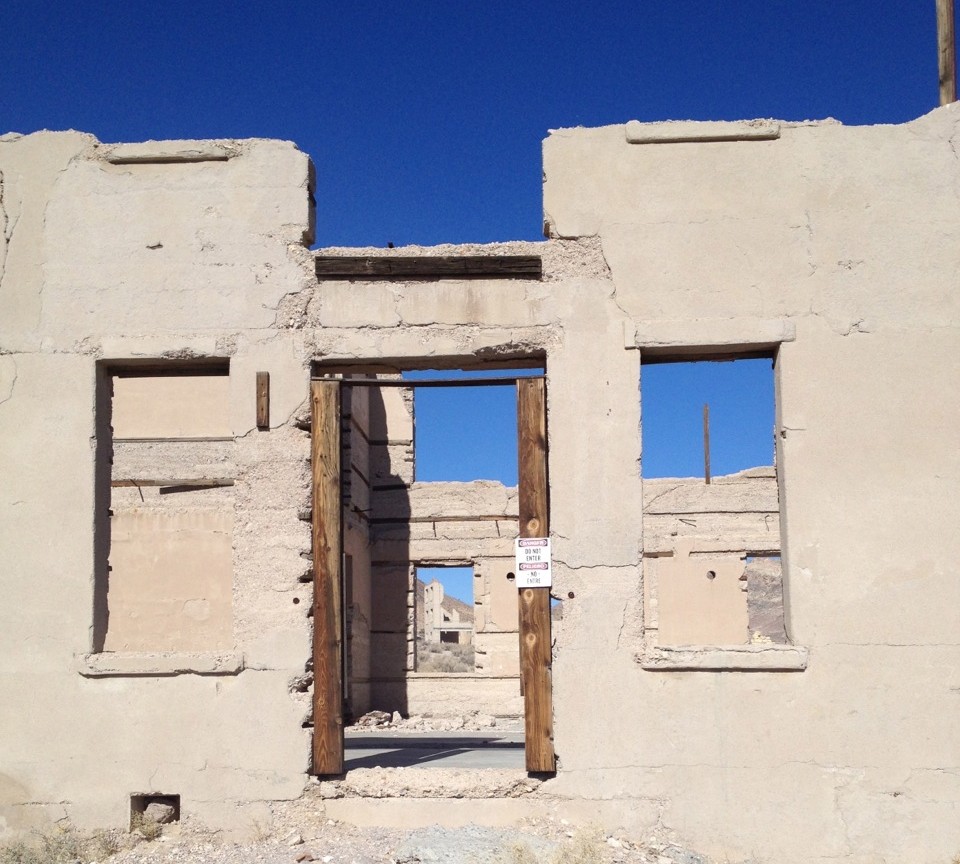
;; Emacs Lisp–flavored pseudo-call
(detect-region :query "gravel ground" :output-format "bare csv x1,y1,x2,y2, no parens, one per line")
99,819,710,864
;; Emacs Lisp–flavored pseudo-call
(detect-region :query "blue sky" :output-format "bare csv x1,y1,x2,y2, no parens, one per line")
641,358,775,478
404,368,544,484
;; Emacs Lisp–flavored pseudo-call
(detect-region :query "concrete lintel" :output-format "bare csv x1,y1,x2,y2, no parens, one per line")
625,119,781,144
376,481,519,521
99,336,226,360
632,318,796,355
637,642,807,671
76,651,245,677
101,140,239,164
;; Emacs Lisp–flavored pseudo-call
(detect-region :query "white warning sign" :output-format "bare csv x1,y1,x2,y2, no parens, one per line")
514,537,552,588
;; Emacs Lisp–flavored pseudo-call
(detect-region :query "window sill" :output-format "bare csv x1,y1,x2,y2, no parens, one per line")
637,641,808,672
76,651,245,677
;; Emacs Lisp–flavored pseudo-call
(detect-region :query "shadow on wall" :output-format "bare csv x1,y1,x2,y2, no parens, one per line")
341,380,414,720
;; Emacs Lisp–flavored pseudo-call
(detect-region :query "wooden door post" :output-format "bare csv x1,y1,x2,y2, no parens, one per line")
311,380,344,775
517,377,556,773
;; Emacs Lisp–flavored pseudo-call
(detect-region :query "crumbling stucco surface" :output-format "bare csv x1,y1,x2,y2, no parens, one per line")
1,106,959,864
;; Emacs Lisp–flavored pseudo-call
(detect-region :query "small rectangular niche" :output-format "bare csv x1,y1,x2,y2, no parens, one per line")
130,794,180,829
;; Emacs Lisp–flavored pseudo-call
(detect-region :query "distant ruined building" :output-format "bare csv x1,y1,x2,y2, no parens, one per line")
416,579,474,645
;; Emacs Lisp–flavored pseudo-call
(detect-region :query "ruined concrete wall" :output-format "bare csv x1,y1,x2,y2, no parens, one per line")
0,132,316,834
542,109,960,862
1,105,959,864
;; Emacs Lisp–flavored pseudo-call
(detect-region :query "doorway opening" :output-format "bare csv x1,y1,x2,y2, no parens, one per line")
310,360,554,773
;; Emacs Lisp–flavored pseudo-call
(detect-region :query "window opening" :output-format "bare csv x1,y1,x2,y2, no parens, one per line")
640,355,787,650
415,566,475,672
328,362,542,770
94,361,234,655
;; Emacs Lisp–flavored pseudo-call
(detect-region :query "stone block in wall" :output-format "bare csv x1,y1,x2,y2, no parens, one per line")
387,535,515,564
348,681,372,719
344,525,373,588
433,520,506,541
394,279,552,328
342,382,370,435
347,629,372,693
367,387,413,443
642,469,779,514
474,631,521,675
643,512,781,555
476,557,520,632
308,283,403,329
343,521,370,566
403,676,523,718
375,481,518,521
367,679,407,715
371,522,433,564
343,387,373,515
112,440,236,485
343,462,372,515
370,442,415,486
112,374,231,439
104,508,234,651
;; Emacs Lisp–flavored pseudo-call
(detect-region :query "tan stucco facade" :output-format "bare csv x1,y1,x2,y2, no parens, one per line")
1,107,958,862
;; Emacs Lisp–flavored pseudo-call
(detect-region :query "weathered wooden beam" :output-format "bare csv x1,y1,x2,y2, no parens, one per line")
311,380,344,775
111,479,235,488
256,372,270,429
315,255,542,280
517,377,556,773
939,0,957,105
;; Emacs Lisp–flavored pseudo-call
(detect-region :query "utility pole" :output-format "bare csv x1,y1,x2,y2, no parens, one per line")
703,403,711,485
937,0,957,104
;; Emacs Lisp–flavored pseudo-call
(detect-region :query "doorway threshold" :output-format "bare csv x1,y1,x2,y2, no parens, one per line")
344,728,525,770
